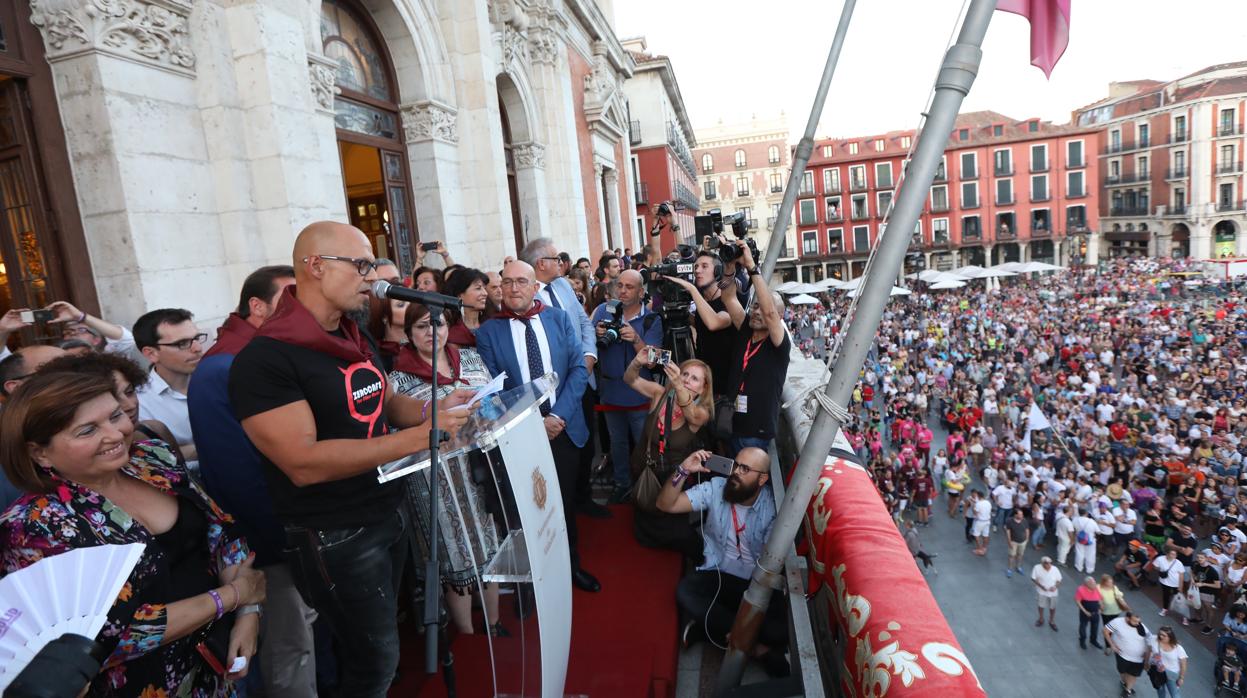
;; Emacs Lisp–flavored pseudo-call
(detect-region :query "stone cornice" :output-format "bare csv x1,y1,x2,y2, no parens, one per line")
400,100,459,145
307,53,339,113
29,0,196,76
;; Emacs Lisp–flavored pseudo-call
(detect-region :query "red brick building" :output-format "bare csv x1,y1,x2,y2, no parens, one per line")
1073,62,1247,259
781,111,1101,282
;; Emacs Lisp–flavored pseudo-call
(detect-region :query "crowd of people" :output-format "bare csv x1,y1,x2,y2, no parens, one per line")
805,256,1247,696
0,210,797,696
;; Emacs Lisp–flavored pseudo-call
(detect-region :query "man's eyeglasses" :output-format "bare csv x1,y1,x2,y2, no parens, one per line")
157,333,208,351
304,255,379,277
732,462,765,475
500,278,533,289
539,256,561,264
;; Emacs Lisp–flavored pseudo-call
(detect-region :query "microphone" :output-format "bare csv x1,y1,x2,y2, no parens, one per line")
372,279,462,309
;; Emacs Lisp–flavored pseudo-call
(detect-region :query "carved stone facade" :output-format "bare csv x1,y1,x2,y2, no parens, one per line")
400,101,459,145
22,0,644,331
29,0,196,74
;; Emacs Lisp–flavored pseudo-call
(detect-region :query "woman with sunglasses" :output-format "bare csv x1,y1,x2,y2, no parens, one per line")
624,351,715,558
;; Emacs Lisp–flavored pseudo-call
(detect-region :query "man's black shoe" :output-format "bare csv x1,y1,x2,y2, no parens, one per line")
572,568,601,592
577,500,613,518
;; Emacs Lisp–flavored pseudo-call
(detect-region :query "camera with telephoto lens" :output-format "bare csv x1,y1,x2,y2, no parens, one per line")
695,208,759,265
598,299,625,344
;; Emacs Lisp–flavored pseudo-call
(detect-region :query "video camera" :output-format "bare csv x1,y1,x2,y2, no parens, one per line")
695,208,759,266
639,244,696,302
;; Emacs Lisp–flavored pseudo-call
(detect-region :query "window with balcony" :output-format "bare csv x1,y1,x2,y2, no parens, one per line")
703,180,717,200
1109,160,1120,179
702,153,713,173
993,148,1013,175
1110,191,1122,213
1174,115,1188,141
1220,144,1238,173
853,225,870,252
768,145,780,164
962,215,981,241
1138,155,1149,179
799,199,817,226
802,230,818,255
828,228,844,253
996,211,1015,238
1030,143,1048,171
1067,140,1084,168
1067,170,1085,197
1109,130,1121,152
1031,208,1050,234
1067,204,1087,230
1031,174,1049,201
800,170,815,196
849,165,867,191
851,194,869,219
1219,182,1235,211
960,181,979,208
960,152,977,179
734,149,746,168
930,185,949,212
1173,150,1186,177
877,191,893,217
770,172,784,193
1138,123,1150,148
1174,188,1186,212
736,175,749,197
995,178,1013,205
1221,108,1237,136
822,167,840,194
825,196,842,221
933,218,949,244
875,162,893,189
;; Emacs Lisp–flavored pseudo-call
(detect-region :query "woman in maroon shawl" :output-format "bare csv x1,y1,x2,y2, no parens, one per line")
442,268,492,347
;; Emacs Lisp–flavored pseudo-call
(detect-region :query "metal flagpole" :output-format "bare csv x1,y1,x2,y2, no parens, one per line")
757,0,857,282
716,0,1001,691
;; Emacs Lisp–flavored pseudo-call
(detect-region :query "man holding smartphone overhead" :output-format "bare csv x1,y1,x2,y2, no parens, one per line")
657,446,789,674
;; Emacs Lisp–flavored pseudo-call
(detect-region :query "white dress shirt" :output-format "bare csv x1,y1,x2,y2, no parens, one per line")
509,313,554,409
136,367,198,469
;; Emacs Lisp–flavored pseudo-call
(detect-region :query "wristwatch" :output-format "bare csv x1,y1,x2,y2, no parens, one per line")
238,604,262,617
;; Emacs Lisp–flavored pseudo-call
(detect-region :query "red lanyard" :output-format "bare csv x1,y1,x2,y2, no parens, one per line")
731,505,746,553
739,339,765,392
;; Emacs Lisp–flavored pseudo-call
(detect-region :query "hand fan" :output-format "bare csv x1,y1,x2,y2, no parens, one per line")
0,543,145,689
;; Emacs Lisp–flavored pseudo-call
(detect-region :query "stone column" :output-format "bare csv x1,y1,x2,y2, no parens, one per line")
1191,219,1213,259
591,162,609,251
602,167,623,253
401,100,465,268
512,141,551,242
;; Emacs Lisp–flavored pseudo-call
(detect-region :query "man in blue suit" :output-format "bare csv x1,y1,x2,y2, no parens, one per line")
518,238,612,519
476,260,601,592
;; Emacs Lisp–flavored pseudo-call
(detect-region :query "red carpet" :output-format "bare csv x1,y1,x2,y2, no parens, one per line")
392,504,683,697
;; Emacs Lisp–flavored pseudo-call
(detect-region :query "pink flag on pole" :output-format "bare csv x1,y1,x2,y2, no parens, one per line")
997,0,1072,78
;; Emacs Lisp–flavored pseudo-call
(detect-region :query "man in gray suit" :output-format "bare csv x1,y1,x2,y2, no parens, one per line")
520,238,610,518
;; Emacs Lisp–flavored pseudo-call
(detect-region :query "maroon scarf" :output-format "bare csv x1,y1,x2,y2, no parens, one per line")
254,285,371,363
495,300,545,322
447,321,476,347
393,343,462,384
378,339,404,358
205,313,256,358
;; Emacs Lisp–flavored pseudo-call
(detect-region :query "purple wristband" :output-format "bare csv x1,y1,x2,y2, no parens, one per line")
208,589,225,619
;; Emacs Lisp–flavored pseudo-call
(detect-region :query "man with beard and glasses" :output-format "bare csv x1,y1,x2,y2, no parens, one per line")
229,221,472,697
657,447,790,676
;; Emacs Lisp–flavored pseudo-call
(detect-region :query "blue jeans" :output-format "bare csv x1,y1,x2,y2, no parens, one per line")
1031,521,1047,547
993,507,1012,527
730,436,771,456
1156,670,1181,698
604,408,648,489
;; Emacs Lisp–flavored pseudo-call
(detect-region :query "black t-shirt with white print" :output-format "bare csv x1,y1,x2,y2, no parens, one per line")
229,335,401,530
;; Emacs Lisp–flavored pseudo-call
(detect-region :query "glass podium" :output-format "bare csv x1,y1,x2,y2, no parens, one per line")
377,373,571,698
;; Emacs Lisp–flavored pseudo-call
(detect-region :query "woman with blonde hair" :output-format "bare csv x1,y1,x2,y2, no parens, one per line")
624,351,714,558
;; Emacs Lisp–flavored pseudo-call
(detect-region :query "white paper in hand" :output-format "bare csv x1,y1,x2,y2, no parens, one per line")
229,656,248,673
448,372,508,411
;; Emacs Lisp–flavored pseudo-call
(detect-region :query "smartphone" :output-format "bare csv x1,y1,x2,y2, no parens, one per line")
32,309,53,323
420,241,440,251
646,347,673,366
703,454,736,477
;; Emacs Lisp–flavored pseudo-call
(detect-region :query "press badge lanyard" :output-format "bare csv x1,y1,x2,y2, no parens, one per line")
731,504,746,555
738,339,765,392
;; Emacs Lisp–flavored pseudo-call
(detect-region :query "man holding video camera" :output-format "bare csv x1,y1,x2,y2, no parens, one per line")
590,269,663,503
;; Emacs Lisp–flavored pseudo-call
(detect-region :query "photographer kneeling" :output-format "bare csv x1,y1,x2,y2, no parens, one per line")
658,448,789,676
590,269,663,504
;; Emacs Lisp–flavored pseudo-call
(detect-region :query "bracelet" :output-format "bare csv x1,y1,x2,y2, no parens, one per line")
208,589,225,620
673,466,690,484
421,400,431,422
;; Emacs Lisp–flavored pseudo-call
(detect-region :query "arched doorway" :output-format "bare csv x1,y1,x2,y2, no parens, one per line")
322,0,418,274
1170,223,1190,258
498,99,524,253
1214,220,1238,258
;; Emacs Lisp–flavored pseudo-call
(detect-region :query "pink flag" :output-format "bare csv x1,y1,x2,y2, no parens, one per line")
997,0,1072,78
